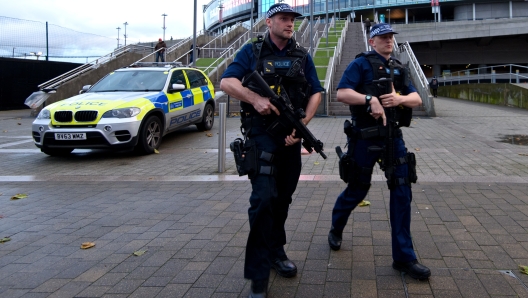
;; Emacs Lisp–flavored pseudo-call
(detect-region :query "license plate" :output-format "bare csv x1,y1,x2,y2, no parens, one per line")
54,133,87,140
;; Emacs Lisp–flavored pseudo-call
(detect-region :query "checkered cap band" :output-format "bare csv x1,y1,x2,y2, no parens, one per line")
266,3,299,18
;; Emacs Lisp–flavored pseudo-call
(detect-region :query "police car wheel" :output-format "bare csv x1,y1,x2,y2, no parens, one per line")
196,103,214,131
136,116,162,154
42,148,74,156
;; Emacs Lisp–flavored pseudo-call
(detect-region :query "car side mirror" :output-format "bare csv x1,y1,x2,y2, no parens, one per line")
168,83,186,93
79,85,91,94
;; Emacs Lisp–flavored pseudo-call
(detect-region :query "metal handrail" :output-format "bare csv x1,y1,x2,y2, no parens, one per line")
397,41,436,116
302,17,320,43
399,41,428,89
360,15,370,51
38,44,149,90
440,72,528,85
297,18,308,33
203,47,235,78
442,64,528,78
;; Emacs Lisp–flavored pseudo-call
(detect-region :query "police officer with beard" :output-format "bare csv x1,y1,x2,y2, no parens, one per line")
328,23,431,281
220,3,323,297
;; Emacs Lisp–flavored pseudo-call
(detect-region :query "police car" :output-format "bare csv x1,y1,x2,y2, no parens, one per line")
32,62,215,155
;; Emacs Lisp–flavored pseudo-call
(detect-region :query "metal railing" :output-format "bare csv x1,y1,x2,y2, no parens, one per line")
38,44,152,90
302,17,320,43
322,15,349,115
360,15,370,51
439,64,528,85
204,47,235,81
297,18,308,34
397,41,436,116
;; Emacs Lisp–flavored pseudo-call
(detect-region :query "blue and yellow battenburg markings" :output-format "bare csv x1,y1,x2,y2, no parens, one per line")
182,90,194,108
145,92,170,113
200,86,212,101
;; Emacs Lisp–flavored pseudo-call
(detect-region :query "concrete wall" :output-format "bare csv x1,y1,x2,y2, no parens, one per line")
45,51,144,105
437,83,528,110
454,2,528,20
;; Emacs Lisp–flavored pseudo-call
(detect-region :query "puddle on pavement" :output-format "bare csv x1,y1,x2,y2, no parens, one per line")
498,135,528,146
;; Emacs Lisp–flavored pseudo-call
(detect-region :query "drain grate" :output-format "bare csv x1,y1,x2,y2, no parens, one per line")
499,270,528,291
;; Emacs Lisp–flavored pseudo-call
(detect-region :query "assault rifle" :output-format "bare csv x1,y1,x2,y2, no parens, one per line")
242,70,327,159
367,59,397,188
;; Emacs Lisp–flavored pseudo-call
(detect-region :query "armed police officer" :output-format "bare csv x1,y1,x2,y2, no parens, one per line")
328,23,431,281
220,3,323,297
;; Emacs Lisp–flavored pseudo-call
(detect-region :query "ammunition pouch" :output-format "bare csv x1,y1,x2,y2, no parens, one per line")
230,138,275,179
385,152,418,188
336,146,373,189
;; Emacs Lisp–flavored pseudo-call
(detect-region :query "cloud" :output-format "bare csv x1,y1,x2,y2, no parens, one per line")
1,0,209,43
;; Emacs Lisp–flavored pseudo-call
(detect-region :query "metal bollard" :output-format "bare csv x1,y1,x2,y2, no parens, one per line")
218,103,226,173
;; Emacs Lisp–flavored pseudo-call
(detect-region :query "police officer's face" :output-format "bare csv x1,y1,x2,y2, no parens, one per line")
370,33,394,57
268,13,295,41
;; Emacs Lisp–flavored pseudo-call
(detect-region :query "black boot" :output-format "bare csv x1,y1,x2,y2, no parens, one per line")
249,279,268,298
271,258,297,278
328,227,342,251
393,260,431,280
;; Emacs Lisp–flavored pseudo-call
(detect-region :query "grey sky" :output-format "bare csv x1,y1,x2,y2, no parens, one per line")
1,0,211,43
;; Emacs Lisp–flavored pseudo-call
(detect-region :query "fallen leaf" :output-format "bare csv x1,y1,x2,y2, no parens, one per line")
358,200,371,207
520,153,528,156
415,148,421,151
2,130,7,132
17,123,21,125
133,250,147,256
206,133,213,137
0,237,10,243
462,136,465,138
519,265,528,275
10,193,28,200
80,242,95,249
154,149,159,154
314,161,320,165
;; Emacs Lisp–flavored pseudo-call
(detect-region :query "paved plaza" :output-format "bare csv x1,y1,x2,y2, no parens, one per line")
0,97,528,297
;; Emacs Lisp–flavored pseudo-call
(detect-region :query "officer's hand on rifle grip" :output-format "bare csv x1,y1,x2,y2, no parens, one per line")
368,96,387,126
253,96,280,116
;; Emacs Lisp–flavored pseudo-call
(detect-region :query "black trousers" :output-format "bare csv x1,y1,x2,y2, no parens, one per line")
243,119,302,281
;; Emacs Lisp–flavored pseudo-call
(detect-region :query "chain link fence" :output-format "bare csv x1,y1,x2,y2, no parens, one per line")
0,16,140,63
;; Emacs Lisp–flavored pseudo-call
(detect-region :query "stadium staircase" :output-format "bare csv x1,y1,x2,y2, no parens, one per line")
32,12,434,118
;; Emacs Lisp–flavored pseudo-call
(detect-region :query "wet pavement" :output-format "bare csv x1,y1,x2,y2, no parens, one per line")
0,97,528,297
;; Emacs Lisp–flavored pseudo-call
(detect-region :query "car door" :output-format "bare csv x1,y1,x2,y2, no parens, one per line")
165,69,194,130
184,69,211,124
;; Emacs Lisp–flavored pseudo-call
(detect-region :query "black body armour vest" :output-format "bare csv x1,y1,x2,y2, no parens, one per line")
352,52,412,127
241,34,312,113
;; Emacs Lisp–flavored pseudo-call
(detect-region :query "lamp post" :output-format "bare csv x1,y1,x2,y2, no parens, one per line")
116,27,121,48
192,0,197,67
12,47,15,58
123,22,128,46
325,0,328,47
249,0,254,39
162,13,167,41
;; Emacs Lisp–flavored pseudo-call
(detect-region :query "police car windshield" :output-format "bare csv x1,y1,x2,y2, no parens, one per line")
89,70,168,92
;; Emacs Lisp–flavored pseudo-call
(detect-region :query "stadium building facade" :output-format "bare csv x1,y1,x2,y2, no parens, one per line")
203,0,528,78
204,0,528,32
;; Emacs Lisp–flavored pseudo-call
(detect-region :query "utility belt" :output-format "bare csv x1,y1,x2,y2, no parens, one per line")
230,138,275,178
240,111,293,141
344,119,403,140
336,119,416,188
230,111,282,178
